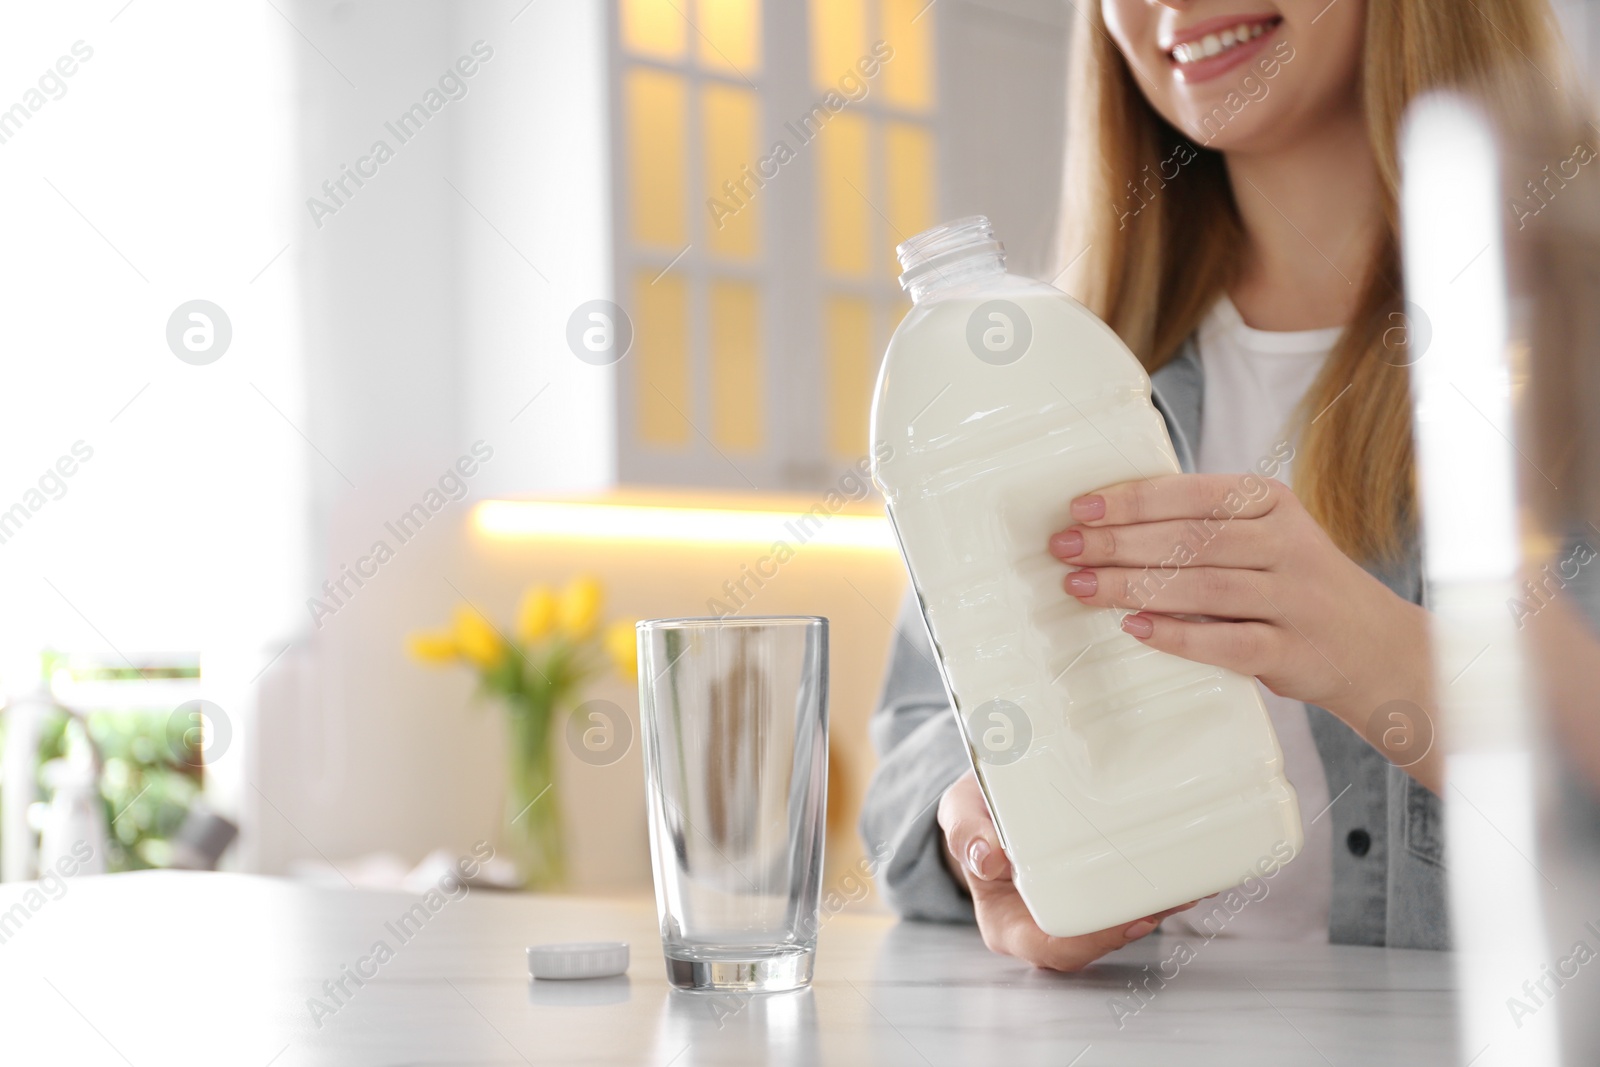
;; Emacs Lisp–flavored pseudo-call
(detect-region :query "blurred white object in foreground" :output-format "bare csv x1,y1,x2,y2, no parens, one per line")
1401,92,1558,1067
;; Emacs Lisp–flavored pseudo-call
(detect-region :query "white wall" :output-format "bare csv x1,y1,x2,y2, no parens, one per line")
456,0,616,498
0,0,305,854
251,0,614,875
939,0,1070,278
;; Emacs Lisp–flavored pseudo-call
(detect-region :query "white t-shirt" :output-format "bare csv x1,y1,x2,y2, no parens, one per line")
1163,295,1339,944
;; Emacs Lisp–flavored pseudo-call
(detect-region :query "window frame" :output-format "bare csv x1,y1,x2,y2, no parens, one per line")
607,0,941,490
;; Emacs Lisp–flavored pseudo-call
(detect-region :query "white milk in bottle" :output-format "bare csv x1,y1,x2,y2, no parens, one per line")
870,217,1302,937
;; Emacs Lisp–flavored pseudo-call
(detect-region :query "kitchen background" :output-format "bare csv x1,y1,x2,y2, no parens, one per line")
3,0,1599,899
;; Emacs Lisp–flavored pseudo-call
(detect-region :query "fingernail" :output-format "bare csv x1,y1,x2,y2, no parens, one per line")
967,839,991,880
1124,919,1157,940
1067,570,1097,596
1071,495,1105,521
1051,529,1084,558
1121,613,1153,639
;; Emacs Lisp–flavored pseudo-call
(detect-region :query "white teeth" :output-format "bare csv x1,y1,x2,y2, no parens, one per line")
1170,20,1273,65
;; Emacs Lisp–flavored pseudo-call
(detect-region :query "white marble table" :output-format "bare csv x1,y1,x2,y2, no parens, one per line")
0,871,1456,1065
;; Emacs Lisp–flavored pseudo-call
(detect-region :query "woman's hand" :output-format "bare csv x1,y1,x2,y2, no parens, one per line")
937,769,1196,971
1050,473,1441,793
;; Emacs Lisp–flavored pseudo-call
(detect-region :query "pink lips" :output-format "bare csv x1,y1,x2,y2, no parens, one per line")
1163,15,1283,85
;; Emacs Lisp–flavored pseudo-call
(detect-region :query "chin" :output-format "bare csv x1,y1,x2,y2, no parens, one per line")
1174,102,1285,154
1159,40,1302,150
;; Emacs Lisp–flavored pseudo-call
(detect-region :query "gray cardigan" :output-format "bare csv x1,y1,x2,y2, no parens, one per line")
859,339,1450,950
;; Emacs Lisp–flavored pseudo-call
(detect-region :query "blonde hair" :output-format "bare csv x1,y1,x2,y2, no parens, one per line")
1057,1,1572,563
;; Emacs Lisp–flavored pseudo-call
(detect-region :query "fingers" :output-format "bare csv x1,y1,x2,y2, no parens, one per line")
971,881,1191,973
1049,516,1277,570
970,880,1135,971
1070,474,1287,528
1118,904,1195,939
1064,565,1280,619
937,771,1010,887
1120,612,1278,676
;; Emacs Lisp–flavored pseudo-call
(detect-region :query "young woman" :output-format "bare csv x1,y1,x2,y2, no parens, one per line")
861,0,1572,970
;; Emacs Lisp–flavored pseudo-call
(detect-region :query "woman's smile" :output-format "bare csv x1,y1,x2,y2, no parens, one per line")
1163,13,1284,83
1102,0,1368,155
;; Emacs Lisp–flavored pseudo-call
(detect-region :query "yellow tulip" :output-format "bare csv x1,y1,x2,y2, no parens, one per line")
603,619,638,680
406,630,458,665
558,576,604,640
516,586,558,644
452,605,504,668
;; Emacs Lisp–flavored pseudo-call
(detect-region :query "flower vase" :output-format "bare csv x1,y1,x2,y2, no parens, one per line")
504,693,566,890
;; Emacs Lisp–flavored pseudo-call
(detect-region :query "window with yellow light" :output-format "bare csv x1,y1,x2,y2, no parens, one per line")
615,0,938,483
810,0,936,460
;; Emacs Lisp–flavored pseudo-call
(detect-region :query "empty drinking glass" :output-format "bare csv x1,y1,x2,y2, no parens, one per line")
636,616,829,993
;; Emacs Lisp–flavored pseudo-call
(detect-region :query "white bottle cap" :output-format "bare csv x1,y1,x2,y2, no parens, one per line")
527,941,630,980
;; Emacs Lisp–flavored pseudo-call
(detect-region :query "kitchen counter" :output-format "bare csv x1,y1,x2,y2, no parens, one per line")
0,870,1457,1065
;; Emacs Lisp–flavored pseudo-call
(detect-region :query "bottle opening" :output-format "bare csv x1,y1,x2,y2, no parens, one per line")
896,216,1006,301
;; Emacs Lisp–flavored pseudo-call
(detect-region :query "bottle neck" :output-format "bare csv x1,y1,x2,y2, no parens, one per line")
897,216,1008,304
901,251,1007,303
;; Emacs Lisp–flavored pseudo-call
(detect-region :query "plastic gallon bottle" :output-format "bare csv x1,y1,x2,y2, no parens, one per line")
870,217,1302,937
